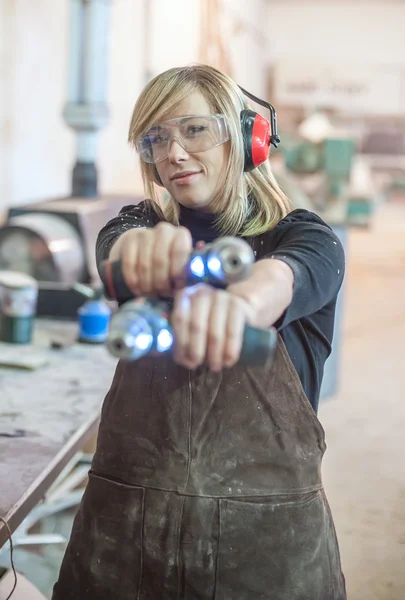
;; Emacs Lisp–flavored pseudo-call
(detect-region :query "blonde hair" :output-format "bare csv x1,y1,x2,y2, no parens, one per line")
128,64,292,237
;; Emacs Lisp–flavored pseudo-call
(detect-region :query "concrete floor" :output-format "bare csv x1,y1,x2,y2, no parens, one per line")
320,194,405,599
1,195,404,598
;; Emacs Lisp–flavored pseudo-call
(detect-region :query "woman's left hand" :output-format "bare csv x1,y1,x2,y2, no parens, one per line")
171,283,255,371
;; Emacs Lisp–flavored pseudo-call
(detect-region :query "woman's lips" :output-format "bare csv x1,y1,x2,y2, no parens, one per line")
171,171,201,184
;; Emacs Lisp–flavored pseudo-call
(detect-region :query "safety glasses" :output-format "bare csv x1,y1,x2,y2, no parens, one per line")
136,114,230,164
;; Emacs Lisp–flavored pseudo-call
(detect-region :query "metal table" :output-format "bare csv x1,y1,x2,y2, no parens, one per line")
0,319,117,548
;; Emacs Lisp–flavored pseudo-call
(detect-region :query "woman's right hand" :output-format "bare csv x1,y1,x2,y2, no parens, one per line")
112,222,193,297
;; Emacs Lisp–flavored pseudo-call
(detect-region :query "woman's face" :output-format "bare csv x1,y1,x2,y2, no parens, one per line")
154,91,230,212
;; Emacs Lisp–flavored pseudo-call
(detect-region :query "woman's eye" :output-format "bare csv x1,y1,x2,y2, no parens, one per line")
150,134,168,144
186,125,207,136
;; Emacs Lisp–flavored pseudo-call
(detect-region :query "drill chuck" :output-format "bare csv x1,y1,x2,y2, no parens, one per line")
187,237,255,287
106,299,173,361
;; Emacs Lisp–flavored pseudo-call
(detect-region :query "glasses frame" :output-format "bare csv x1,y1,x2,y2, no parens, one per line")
136,113,231,164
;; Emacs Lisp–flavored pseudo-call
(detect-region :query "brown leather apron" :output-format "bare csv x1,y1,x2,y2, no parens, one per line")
52,336,346,600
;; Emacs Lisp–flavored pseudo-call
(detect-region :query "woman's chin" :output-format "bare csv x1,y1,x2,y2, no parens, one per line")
175,195,213,212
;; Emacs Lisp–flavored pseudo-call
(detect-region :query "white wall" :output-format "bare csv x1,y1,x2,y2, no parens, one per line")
0,0,74,208
267,0,405,115
147,0,270,96
0,0,147,208
222,0,270,99
0,0,14,213
267,0,405,64
98,0,147,197
0,0,271,210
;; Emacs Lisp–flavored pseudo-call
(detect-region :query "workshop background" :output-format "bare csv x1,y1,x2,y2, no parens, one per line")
0,0,404,599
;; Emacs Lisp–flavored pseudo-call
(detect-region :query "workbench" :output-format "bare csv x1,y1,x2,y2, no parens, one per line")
0,319,117,549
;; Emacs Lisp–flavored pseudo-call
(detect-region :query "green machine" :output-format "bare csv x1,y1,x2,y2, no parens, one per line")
280,133,377,227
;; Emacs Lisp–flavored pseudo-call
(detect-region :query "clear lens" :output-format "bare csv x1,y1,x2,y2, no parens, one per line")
136,114,230,164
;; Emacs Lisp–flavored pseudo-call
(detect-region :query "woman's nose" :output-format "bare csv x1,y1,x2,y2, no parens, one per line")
168,138,189,162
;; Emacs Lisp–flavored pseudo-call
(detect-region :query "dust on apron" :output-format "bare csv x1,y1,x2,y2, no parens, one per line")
52,337,346,600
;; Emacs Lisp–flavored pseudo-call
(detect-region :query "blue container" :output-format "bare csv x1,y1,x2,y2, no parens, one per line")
78,299,112,344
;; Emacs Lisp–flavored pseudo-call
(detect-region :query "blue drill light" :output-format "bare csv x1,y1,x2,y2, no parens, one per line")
133,328,173,355
156,328,174,353
134,332,154,352
206,256,222,278
189,255,206,279
189,254,223,283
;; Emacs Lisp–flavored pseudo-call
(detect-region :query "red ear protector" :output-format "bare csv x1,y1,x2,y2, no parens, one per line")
151,86,280,185
238,86,280,172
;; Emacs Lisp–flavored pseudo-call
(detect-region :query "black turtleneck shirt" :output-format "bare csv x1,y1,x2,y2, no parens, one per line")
96,200,345,414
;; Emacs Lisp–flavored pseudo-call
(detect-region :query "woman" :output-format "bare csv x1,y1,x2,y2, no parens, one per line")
53,64,346,599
